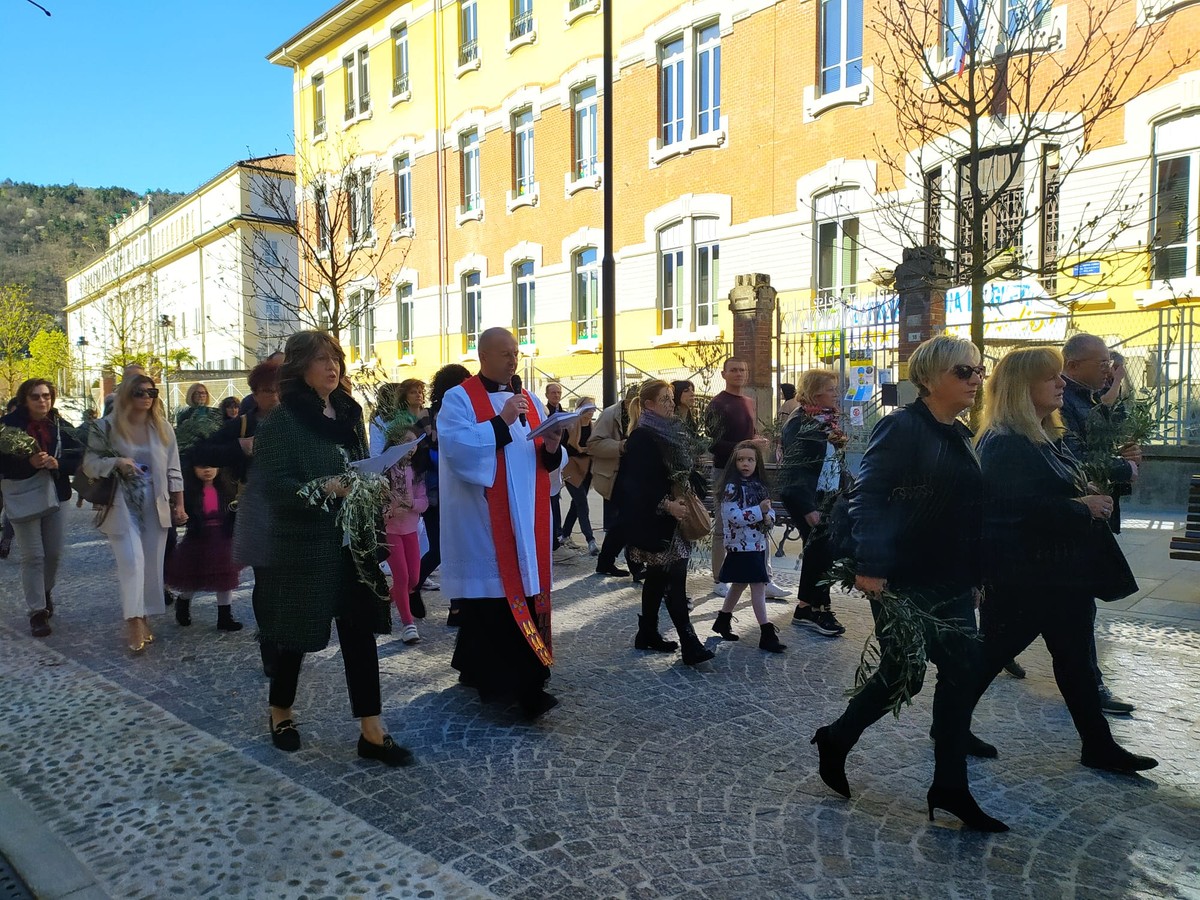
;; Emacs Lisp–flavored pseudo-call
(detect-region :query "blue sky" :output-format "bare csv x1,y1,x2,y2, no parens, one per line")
0,0,334,193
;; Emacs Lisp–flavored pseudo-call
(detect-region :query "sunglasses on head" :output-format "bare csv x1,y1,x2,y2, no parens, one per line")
132,388,160,399
951,365,987,380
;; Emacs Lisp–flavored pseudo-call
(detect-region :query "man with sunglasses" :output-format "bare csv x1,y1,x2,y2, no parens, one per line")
1060,333,1140,715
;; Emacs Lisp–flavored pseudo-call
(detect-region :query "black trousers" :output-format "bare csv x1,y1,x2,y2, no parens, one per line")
562,474,595,542
795,493,834,607
551,493,563,548
973,584,1116,752
418,503,441,586
828,587,978,789
597,498,628,568
268,613,382,719
452,597,550,702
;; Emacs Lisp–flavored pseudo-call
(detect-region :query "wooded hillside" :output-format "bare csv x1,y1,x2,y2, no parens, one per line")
0,180,185,322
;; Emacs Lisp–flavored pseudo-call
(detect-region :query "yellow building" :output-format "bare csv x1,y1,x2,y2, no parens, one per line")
268,0,1200,410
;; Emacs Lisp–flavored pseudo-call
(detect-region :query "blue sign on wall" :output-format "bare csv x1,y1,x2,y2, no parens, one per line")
1072,261,1102,276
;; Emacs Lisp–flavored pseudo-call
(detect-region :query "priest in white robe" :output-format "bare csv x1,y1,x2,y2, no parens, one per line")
439,328,566,718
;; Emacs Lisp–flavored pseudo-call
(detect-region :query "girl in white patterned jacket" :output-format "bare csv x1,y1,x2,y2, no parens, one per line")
711,440,786,652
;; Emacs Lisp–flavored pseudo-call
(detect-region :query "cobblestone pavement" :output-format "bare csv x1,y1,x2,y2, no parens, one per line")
1,505,1198,899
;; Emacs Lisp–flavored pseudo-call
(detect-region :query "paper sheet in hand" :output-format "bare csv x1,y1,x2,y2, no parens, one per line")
350,434,425,475
526,410,582,440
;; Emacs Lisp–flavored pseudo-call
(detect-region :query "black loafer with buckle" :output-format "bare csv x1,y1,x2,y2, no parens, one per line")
269,717,300,752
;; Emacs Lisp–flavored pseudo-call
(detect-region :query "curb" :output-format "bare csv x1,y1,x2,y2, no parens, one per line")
0,785,111,900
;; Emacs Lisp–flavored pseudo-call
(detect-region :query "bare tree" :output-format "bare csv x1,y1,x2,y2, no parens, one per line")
239,142,408,347
98,268,156,374
864,0,1197,354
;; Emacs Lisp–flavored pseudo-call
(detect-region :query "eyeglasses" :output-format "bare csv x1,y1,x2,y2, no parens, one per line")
132,388,160,399
950,365,987,380
28,393,53,401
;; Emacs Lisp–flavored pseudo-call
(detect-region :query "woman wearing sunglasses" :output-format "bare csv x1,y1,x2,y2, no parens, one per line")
968,347,1157,775
83,374,187,651
812,335,1006,832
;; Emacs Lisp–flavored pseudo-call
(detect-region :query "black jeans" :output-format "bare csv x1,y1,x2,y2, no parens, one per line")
640,557,691,633
597,498,628,568
795,493,833,607
551,493,563,549
562,474,594,542
828,587,978,789
418,504,440,587
973,584,1116,752
268,613,382,719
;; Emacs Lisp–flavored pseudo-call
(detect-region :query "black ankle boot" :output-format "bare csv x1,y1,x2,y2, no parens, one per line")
712,611,739,641
665,594,713,665
759,623,786,653
217,605,244,632
811,726,852,798
926,785,1008,832
634,615,679,652
175,596,192,626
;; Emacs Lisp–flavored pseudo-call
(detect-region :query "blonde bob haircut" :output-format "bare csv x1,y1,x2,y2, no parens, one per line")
976,346,1066,444
907,334,980,397
796,368,839,406
185,382,210,407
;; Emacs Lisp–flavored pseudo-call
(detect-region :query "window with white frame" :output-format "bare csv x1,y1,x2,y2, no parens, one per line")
312,74,326,136
461,130,481,211
346,170,374,243
513,108,535,196
394,155,413,229
512,0,534,39
696,24,721,136
573,247,600,342
820,0,863,95
944,0,1050,61
357,47,370,113
573,82,599,178
397,283,414,356
317,298,331,332
660,38,685,147
392,26,410,96
657,218,719,333
460,0,479,66
343,55,356,121
1151,114,1200,281
314,186,331,253
462,271,482,350
816,214,859,311
349,291,376,360
514,260,535,345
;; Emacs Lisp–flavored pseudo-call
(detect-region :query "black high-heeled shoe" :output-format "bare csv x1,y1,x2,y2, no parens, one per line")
811,726,852,799
926,785,1008,832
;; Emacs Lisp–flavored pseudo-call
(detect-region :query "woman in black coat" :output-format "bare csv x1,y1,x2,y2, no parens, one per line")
812,335,1006,832
969,346,1156,775
779,368,850,637
0,379,82,637
615,379,713,666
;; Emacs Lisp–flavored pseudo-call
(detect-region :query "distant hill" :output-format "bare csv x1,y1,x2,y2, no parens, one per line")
0,180,186,323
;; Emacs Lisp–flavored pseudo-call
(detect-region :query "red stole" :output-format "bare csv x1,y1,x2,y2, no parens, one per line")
461,375,554,666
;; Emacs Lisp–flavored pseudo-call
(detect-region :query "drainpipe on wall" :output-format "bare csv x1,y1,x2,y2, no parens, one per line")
434,5,449,366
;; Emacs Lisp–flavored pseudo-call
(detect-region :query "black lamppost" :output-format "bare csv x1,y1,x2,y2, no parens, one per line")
76,336,89,402
601,0,616,408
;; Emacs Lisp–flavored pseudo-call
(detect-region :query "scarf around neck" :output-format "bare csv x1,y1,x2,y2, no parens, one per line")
637,408,693,482
281,383,364,455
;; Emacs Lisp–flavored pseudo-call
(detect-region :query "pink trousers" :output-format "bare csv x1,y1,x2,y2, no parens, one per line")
386,530,421,626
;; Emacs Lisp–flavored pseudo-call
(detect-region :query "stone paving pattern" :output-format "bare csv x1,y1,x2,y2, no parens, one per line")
1,505,1198,899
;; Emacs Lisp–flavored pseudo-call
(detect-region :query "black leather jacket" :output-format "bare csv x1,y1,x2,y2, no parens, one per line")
849,400,982,592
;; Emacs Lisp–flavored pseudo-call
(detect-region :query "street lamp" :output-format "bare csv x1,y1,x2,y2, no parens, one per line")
158,315,175,416
76,336,89,404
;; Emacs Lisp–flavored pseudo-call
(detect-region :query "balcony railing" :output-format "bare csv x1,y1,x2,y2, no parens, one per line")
393,72,409,96
575,155,599,179
569,0,591,8
344,100,356,121
510,10,534,40
313,116,326,137
458,39,478,67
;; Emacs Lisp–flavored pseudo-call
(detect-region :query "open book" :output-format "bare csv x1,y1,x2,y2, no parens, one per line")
526,404,596,440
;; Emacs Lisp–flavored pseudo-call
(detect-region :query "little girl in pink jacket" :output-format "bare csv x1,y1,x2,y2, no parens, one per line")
385,433,428,644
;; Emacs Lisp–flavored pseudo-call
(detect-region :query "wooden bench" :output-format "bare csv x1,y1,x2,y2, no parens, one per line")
1169,474,1200,562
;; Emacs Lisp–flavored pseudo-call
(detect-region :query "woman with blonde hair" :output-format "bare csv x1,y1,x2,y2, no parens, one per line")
176,382,212,426
969,347,1156,775
812,335,1004,831
83,374,187,651
779,368,849,636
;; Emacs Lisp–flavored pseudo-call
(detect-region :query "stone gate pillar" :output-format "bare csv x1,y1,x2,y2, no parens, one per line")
894,246,952,404
727,273,777,425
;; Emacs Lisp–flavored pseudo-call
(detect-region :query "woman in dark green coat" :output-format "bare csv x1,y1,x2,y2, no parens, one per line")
254,330,411,767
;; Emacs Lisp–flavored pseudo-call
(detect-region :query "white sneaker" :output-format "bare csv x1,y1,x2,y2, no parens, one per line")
401,624,420,644
713,582,729,597
379,561,392,577
587,539,599,556
766,581,789,600
422,578,440,591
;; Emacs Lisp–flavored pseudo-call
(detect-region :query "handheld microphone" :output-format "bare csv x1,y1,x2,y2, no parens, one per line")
511,374,527,426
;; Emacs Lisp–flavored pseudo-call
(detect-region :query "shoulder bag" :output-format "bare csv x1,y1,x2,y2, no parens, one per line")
71,421,119,511
673,485,711,543
0,471,60,523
